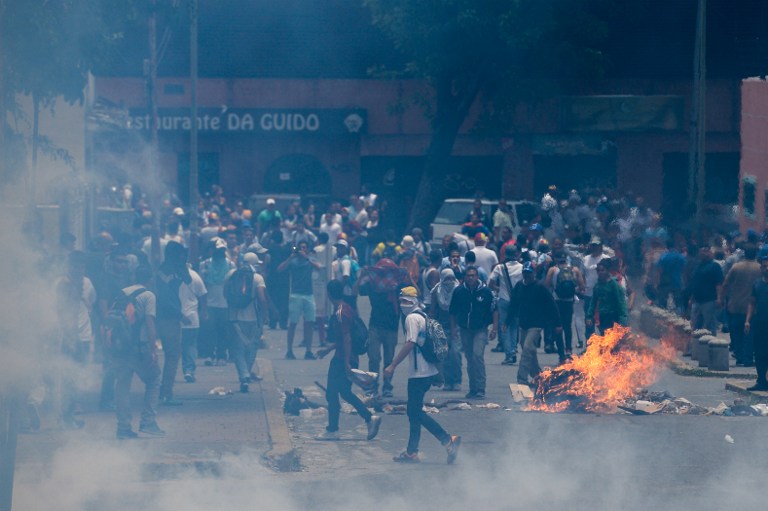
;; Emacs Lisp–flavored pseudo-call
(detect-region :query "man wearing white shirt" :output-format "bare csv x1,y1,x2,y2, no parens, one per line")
489,245,523,364
180,268,207,383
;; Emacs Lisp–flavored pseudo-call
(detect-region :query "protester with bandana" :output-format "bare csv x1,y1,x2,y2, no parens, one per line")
384,287,462,464
430,269,462,391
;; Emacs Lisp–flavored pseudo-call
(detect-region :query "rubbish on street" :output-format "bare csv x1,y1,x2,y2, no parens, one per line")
423,406,440,414
208,386,232,396
448,402,472,411
476,403,501,409
509,383,533,403
724,434,734,444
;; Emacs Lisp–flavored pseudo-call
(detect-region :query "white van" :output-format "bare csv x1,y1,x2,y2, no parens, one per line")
430,198,538,244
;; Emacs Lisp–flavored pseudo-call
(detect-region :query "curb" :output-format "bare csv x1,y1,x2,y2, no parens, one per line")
258,359,300,472
669,359,757,379
724,380,768,400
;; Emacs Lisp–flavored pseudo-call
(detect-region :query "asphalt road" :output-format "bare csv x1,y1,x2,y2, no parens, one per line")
10,298,768,511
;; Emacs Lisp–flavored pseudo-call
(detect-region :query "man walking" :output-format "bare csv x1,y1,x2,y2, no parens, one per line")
449,266,498,399
113,265,165,439
384,287,461,464
545,253,585,362
316,280,382,440
721,244,760,366
489,245,523,365
586,259,629,334
744,257,768,391
516,262,562,386
688,246,724,335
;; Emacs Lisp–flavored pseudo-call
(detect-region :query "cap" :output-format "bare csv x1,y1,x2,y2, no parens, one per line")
247,241,268,254
266,198,276,205
474,232,487,243
589,235,602,245
522,261,534,273
399,286,419,297
334,239,349,248
172,207,185,216
401,235,414,247
214,237,227,250
243,252,261,265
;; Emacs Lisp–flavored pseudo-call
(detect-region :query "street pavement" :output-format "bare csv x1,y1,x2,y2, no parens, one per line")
11,302,768,511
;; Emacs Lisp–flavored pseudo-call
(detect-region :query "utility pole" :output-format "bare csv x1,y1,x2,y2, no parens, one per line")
688,0,707,227
147,0,161,268
189,0,200,266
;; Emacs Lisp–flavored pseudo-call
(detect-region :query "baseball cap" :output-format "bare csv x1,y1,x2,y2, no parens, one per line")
401,235,415,247
266,198,276,205
172,207,185,216
334,239,349,248
214,237,227,250
247,241,268,254
399,286,419,298
474,232,487,243
589,235,602,245
243,252,261,265
522,261,534,273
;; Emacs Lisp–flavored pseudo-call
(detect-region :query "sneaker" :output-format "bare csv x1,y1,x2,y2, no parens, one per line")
117,429,138,440
393,451,420,463
366,415,382,440
304,351,317,360
544,345,556,354
746,383,768,392
240,382,249,393
139,423,166,437
249,371,262,382
475,392,486,399
445,435,462,464
316,430,341,441
184,373,195,383
501,358,515,366
159,397,183,406
382,389,394,398
490,345,504,353
465,391,478,399
577,341,584,349
285,351,296,360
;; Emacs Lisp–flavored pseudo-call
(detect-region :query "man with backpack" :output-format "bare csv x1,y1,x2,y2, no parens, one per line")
384,286,461,464
489,245,523,365
449,266,498,399
545,253,585,362
226,252,268,393
315,280,382,441
111,265,165,439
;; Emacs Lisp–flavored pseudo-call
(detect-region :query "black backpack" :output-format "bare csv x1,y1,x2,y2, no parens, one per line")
104,287,146,356
350,315,369,355
555,266,577,300
225,268,254,309
414,311,449,364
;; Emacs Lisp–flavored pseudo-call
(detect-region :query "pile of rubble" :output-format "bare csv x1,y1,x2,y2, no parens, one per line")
617,390,768,416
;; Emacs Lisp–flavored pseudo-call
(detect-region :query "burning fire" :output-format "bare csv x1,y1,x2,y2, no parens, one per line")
528,326,677,413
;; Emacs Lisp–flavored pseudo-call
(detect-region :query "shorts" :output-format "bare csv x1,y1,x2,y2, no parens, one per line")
288,294,316,323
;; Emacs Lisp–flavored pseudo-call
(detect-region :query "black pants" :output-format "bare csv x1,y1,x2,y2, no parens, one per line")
727,313,753,365
555,300,574,357
753,321,768,385
406,376,450,454
326,356,372,432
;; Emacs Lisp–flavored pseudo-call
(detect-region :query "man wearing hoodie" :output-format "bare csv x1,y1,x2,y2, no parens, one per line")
449,266,498,399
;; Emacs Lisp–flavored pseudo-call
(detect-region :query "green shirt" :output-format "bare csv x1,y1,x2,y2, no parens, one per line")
587,277,628,325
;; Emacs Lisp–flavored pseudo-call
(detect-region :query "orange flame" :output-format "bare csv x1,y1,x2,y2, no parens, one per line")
528,326,677,413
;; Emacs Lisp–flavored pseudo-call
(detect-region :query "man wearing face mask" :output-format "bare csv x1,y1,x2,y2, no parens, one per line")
384,287,461,464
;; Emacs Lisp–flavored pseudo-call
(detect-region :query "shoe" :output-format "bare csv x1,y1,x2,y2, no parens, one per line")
249,371,262,382
393,451,420,463
446,435,462,464
544,345,556,354
735,362,746,367
139,423,166,437
204,359,214,367
501,358,515,366
184,373,195,383
465,391,478,399
490,345,504,353
304,351,317,360
316,430,341,441
746,383,768,392
577,341,584,349
61,414,85,430
366,415,382,440
382,389,393,398
117,429,138,439
240,382,249,393
285,351,296,360
159,397,183,406
475,392,486,399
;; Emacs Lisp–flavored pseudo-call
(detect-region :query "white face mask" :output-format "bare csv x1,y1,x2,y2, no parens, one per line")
399,297,419,316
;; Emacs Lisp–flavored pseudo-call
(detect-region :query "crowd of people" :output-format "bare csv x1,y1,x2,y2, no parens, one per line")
34,180,768,447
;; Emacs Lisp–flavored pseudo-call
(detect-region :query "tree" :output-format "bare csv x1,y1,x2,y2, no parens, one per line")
364,0,611,230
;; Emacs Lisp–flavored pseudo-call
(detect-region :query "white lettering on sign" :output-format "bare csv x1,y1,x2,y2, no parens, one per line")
279,173,291,181
260,113,319,131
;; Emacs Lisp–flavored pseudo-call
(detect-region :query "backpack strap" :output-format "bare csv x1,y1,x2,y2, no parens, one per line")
127,287,147,301
502,263,514,297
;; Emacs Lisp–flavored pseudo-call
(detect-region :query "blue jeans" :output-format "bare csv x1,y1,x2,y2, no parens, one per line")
181,328,199,377
691,300,719,335
460,328,488,394
498,298,519,359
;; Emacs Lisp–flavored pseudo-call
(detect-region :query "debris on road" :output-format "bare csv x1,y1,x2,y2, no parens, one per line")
725,434,735,444
208,386,232,396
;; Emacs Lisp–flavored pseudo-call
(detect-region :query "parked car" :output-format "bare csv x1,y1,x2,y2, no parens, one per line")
430,198,538,244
